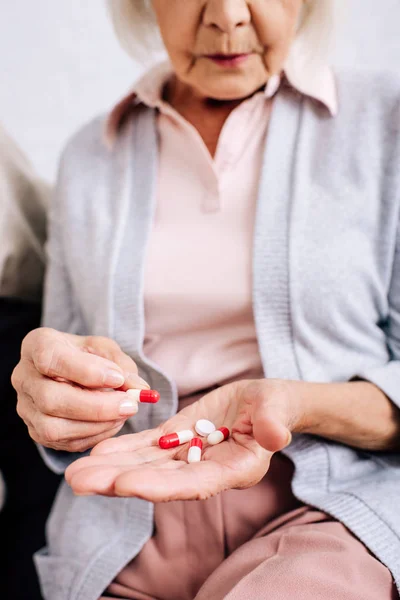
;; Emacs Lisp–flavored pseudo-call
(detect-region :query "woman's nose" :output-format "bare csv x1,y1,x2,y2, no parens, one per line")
203,0,251,34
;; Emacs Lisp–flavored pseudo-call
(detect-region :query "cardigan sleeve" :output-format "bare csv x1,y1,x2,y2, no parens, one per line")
352,89,400,412
39,149,90,475
354,217,400,410
41,150,84,335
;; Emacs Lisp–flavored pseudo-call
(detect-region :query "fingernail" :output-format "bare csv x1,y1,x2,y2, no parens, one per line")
138,377,151,389
119,399,138,416
130,375,150,390
286,430,292,446
105,370,125,387
125,373,150,390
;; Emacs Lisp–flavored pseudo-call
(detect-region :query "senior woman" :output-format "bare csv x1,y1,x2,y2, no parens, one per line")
11,1,400,599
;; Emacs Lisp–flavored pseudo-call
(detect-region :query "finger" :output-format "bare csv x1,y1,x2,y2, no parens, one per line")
90,428,160,455
122,373,151,392
16,387,36,425
21,364,139,421
68,459,183,497
66,451,178,485
114,460,228,502
23,328,126,388
36,422,127,453
82,336,150,391
113,462,224,501
67,447,170,481
69,465,134,496
33,411,126,443
18,383,127,446
252,399,291,452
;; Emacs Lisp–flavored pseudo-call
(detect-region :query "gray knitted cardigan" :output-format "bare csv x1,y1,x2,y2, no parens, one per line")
36,67,400,600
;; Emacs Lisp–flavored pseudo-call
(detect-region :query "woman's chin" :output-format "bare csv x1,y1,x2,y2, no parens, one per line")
199,78,268,102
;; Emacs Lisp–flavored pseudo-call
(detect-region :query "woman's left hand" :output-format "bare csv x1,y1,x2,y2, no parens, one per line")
65,379,303,502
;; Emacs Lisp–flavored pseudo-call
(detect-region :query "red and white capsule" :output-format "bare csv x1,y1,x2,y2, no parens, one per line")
126,389,160,404
207,427,230,446
158,430,194,450
188,437,203,463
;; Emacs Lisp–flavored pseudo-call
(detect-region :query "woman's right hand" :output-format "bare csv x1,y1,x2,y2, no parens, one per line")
11,327,150,453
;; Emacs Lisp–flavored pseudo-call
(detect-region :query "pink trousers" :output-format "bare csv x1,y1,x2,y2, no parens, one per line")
102,395,398,600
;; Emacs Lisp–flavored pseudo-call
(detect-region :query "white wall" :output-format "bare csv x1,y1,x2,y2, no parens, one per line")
0,0,399,183
336,0,400,67
0,1,138,183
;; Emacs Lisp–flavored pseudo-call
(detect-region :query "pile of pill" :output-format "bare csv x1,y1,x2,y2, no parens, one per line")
126,390,231,464
158,419,230,464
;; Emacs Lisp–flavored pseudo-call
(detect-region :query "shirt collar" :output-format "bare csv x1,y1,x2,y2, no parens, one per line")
105,59,338,146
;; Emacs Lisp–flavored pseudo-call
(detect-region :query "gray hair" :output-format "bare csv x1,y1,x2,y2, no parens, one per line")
107,0,342,73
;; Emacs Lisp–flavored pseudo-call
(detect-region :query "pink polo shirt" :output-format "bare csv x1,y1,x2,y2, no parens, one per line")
107,62,336,397
104,63,337,599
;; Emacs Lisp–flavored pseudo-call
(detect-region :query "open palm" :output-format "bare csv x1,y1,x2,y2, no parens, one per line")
66,380,293,502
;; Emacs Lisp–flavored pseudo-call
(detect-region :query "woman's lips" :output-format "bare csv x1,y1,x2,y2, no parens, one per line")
206,53,251,67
